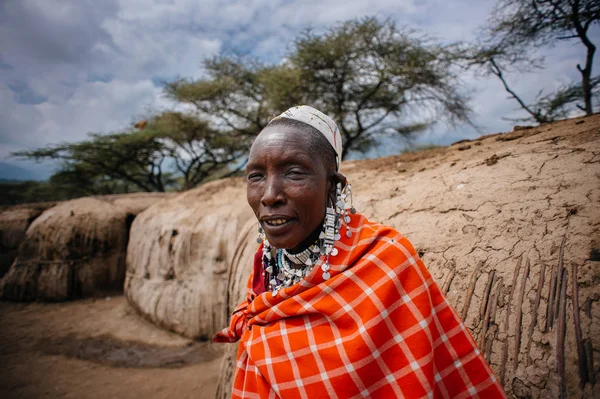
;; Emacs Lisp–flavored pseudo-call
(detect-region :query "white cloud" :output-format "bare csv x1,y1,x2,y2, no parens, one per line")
0,0,222,168
0,79,170,158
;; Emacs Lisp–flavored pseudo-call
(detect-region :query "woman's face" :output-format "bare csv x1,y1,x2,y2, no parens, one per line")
246,125,330,249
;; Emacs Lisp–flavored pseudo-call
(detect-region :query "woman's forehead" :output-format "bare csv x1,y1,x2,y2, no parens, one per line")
256,124,312,143
249,126,313,157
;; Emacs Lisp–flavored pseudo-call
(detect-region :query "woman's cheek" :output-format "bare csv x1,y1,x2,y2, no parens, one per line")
246,187,261,209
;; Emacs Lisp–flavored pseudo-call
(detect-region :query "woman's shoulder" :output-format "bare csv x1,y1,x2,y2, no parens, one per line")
354,212,412,240
349,212,420,259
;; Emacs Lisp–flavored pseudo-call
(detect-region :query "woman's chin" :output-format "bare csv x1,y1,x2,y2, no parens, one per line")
264,236,299,250
262,221,301,249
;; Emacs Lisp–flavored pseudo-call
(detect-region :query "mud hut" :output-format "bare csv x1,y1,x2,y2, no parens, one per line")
0,194,169,301
124,178,254,340
0,202,56,277
216,116,600,398
101,192,178,214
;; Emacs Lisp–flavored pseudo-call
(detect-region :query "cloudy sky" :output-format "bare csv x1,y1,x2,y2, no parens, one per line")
1,0,597,179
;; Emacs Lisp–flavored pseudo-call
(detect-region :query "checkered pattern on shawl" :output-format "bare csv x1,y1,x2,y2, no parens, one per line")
214,214,506,399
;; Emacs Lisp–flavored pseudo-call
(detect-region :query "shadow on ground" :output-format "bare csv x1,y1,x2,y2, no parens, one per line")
35,334,221,368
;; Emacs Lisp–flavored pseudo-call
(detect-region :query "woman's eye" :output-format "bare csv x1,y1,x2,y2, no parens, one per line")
286,169,305,177
247,173,263,181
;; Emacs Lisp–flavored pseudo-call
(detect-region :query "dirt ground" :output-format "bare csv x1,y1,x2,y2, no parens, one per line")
0,296,224,399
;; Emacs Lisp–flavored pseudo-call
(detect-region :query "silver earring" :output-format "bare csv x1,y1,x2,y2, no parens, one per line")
318,206,337,280
317,181,356,281
336,182,355,238
257,225,265,244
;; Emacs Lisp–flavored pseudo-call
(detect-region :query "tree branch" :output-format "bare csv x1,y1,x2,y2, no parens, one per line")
489,57,547,123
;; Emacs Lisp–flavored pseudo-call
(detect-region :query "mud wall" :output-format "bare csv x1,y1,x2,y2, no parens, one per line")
124,179,254,340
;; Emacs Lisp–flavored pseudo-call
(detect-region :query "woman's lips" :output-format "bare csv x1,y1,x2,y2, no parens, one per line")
264,218,288,226
261,218,296,235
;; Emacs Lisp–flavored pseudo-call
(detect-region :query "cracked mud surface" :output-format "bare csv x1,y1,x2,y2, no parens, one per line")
0,296,223,398
342,115,600,398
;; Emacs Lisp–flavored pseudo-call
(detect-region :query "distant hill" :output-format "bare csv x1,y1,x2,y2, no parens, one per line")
0,161,51,181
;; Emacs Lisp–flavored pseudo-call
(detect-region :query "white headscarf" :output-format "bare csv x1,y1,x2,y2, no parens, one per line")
270,105,343,170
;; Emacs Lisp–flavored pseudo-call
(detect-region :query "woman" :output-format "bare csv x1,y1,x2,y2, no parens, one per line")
214,106,506,398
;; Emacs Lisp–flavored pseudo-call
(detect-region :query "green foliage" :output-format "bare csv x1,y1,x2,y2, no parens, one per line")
0,181,59,206
14,131,171,192
167,17,472,158
0,176,140,206
12,111,245,195
165,58,304,138
48,164,140,196
143,111,246,189
291,18,471,157
0,180,81,206
524,76,600,122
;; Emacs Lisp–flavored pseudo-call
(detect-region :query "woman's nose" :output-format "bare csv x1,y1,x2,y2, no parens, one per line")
261,176,285,207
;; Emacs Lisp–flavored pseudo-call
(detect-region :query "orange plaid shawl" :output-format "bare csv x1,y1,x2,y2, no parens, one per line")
214,214,506,398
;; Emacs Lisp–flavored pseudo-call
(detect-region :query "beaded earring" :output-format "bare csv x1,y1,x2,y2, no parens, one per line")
318,206,337,280
318,181,354,280
257,226,265,244
336,182,355,238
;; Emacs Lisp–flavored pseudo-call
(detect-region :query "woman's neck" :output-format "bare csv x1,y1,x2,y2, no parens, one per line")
286,220,324,254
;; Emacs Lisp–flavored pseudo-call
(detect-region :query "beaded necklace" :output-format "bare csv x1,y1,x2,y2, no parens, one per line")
262,240,321,296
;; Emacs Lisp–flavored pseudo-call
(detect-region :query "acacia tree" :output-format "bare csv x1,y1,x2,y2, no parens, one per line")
14,132,170,192
144,111,246,190
474,0,600,122
12,112,245,193
166,17,472,158
291,18,472,157
165,59,304,142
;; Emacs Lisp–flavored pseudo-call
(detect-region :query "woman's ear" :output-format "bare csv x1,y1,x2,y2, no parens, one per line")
332,172,347,188
328,172,347,203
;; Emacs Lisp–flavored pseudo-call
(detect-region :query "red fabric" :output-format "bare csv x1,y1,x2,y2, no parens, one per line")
214,214,506,398
251,247,267,296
